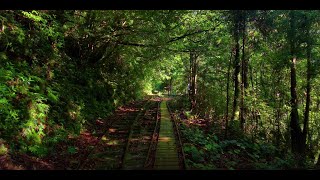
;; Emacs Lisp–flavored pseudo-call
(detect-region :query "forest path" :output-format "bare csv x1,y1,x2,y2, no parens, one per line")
154,100,180,170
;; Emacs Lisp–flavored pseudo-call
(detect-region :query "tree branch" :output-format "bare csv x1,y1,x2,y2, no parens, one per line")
116,23,221,50
117,41,150,47
167,23,221,44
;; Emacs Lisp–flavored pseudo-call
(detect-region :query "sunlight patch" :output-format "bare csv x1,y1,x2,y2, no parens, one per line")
106,140,118,146
158,137,172,142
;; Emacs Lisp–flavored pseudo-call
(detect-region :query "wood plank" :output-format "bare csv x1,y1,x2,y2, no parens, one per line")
154,100,180,170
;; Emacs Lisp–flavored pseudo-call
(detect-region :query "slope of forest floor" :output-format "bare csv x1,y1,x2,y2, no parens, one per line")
167,96,319,170
0,99,150,170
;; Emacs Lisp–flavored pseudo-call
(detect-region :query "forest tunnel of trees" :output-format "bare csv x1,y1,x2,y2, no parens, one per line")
1,10,320,169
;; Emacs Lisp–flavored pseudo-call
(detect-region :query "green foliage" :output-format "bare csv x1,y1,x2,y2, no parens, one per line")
0,10,188,159
180,123,296,169
0,10,319,170
0,140,8,156
67,146,78,154
168,95,190,111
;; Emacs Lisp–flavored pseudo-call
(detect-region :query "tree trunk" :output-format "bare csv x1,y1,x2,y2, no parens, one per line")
289,12,303,158
168,77,173,96
240,12,247,131
225,50,233,138
302,20,312,157
231,11,241,122
290,56,303,154
275,72,282,147
189,51,198,111
188,52,192,108
193,54,198,111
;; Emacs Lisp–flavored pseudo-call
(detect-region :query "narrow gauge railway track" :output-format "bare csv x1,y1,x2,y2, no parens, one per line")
144,100,161,169
77,98,151,169
166,100,187,170
122,99,161,169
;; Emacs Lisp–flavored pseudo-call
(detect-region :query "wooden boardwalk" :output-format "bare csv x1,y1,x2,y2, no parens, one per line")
154,100,180,170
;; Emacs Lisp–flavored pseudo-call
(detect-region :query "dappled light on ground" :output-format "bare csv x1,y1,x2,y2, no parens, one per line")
158,137,173,143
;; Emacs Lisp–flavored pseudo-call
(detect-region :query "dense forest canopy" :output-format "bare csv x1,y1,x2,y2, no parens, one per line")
1,10,320,169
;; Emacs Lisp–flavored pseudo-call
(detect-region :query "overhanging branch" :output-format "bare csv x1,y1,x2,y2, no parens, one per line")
117,41,150,47
116,23,221,51
167,22,221,44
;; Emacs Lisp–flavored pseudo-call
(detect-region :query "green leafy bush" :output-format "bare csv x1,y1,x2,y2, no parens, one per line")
180,122,295,169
